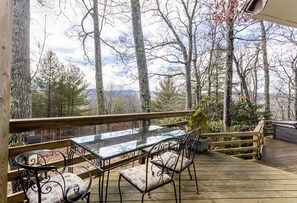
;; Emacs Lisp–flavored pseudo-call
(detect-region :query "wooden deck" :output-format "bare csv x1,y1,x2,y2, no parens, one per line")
88,151,297,202
255,136,297,174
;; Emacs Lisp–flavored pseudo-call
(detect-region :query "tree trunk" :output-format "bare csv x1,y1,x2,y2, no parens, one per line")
11,0,31,122
260,21,270,118
0,0,13,200
185,61,192,110
288,82,291,120
215,56,219,103
131,0,151,113
295,71,297,121
292,56,297,121
223,19,234,131
253,47,260,104
93,0,105,116
207,39,216,97
234,57,257,124
10,0,31,193
207,50,213,97
193,61,201,105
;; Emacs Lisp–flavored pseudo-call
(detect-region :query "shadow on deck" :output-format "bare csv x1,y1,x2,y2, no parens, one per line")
88,150,297,202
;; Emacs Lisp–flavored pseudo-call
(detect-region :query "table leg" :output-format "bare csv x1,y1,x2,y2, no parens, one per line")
99,169,105,203
103,159,112,202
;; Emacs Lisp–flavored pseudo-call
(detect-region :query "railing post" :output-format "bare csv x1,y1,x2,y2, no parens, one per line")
141,119,147,128
255,120,265,160
0,0,13,202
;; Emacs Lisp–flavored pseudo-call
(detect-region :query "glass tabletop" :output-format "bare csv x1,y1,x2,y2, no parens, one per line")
71,125,187,160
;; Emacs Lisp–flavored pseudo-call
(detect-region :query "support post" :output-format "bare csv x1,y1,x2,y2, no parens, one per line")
0,0,13,202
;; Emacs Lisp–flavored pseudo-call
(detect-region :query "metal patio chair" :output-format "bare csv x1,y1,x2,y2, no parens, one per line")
118,137,183,203
14,149,92,203
151,128,201,202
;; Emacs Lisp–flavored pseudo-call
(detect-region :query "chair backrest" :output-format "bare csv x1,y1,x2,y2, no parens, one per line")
144,137,182,191
14,149,90,203
181,128,201,163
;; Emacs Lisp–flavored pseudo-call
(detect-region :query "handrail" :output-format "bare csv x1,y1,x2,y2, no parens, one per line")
9,111,194,133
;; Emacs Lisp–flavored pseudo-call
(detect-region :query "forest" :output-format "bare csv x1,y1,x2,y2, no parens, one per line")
10,0,297,144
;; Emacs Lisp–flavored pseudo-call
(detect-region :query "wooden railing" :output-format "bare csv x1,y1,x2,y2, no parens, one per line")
207,131,258,158
7,111,193,202
7,111,267,203
206,120,266,159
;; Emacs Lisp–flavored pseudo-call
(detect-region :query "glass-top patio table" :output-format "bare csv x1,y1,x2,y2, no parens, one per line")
70,125,188,203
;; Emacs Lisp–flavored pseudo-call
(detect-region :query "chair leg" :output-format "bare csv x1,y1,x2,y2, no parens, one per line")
86,191,90,203
82,191,90,203
172,181,178,203
141,193,145,203
187,165,193,180
178,173,182,203
87,192,91,203
118,175,123,203
192,163,199,194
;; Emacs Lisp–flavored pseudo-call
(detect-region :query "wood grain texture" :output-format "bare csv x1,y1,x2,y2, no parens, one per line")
254,136,297,174
86,151,297,202
0,0,13,202
9,111,194,133
9,141,297,203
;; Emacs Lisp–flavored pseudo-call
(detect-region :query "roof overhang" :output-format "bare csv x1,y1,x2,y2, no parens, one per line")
244,0,297,28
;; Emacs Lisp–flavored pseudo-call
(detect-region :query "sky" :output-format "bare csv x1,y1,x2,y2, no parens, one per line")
30,0,163,91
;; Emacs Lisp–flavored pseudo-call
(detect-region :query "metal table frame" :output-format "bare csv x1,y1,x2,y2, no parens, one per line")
69,125,187,203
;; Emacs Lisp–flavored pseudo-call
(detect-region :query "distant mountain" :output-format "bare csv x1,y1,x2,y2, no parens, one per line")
86,89,156,101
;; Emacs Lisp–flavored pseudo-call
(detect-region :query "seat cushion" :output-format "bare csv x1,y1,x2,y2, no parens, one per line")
26,173,87,203
120,163,172,192
151,151,192,172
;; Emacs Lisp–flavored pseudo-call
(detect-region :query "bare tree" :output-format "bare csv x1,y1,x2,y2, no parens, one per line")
131,0,151,113
233,46,258,124
279,27,297,120
213,0,250,130
145,0,202,110
260,21,271,118
73,0,108,116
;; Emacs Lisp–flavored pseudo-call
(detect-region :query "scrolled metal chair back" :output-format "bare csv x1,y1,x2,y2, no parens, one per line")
144,137,182,191
15,149,91,203
15,150,66,201
181,128,201,163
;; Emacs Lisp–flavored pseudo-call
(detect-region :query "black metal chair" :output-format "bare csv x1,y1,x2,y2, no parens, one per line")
141,124,186,155
151,128,201,202
14,149,92,203
118,137,183,203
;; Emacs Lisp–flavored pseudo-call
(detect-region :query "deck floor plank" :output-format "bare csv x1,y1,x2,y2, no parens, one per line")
254,137,297,175
85,150,297,202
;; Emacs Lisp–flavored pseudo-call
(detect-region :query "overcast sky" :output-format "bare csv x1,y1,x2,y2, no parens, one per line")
30,0,164,91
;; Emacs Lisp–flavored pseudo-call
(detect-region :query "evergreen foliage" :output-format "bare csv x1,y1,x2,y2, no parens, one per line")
32,51,91,118
197,97,223,121
152,77,185,112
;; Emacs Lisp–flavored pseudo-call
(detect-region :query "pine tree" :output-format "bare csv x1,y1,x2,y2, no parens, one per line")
32,51,91,118
152,77,184,112
34,51,63,117
62,65,91,116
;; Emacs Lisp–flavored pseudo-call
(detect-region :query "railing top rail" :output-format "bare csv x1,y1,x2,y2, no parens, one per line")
10,110,194,133
253,120,265,132
205,131,258,136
